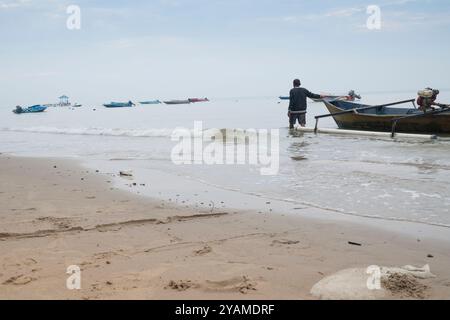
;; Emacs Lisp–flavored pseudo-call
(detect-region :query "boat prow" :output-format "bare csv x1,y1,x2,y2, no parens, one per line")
188,98,209,103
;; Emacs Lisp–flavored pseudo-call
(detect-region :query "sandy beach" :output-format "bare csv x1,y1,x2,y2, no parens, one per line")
0,154,449,300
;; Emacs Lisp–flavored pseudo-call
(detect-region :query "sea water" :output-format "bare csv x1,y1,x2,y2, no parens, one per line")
1,92,450,230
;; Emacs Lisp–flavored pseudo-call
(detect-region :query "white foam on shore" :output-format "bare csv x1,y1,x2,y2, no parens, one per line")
1,126,175,138
1,126,263,141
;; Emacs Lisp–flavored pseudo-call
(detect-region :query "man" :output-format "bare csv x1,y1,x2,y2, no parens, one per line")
288,79,323,129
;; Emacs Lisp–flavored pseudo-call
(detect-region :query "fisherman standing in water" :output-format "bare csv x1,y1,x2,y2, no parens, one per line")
288,79,323,129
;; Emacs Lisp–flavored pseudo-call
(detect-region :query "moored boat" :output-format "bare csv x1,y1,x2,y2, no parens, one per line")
140,100,161,105
322,100,450,134
279,96,289,100
188,98,209,103
163,100,191,105
103,101,135,108
13,105,47,114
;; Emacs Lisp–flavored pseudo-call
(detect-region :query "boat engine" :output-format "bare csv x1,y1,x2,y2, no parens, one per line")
417,88,439,111
348,90,361,100
14,106,23,114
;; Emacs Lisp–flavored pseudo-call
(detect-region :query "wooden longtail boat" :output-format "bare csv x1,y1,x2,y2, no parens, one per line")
163,100,191,105
188,98,209,103
322,100,450,135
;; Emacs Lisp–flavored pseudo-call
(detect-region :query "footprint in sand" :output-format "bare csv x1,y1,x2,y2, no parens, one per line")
23,258,38,266
165,276,258,294
204,276,258,294
193,245,212,256
2,274,36,286
271,239,300,246
166,280,198,292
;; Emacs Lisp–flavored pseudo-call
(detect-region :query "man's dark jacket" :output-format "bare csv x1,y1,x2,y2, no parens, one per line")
289,87,321,112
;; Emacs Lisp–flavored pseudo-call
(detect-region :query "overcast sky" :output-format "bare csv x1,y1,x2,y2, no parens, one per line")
1,0,449,105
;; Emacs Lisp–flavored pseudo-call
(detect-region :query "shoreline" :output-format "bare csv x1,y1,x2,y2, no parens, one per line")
80,157,450,243
1,155,450,299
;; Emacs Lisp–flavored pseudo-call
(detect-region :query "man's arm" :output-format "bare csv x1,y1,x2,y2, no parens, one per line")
288,90,294,111
305,90,322,100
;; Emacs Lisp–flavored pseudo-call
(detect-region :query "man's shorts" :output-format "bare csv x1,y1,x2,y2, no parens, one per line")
289,111,306,127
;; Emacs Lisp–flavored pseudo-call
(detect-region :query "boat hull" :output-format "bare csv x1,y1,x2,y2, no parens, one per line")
163,100,191,105
103,102,134,108
323,100,450,134
140,100,161,105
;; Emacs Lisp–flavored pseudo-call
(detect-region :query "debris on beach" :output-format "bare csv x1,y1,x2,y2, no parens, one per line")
119,171,133,178
119,171,134,180
348,241,362,246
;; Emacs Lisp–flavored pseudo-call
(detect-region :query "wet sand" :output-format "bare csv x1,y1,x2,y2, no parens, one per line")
1,155,450,299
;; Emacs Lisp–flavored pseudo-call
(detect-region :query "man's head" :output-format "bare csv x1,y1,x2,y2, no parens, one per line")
293,79,301,88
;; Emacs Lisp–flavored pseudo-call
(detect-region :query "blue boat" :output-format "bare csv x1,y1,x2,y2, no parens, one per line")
103,101,135,108
279,96,290,100
140,100,161,105
13,105,47,114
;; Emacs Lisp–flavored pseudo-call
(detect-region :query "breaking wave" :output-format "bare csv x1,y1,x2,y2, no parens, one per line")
1,126,268,142
1,126,178,138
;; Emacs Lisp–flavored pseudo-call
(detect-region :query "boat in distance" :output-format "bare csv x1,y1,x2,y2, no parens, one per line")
103,101,135,108
140,100,161,105
13,105,47,114
323,100,450,134
163,100,191,105
188,98,209,103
